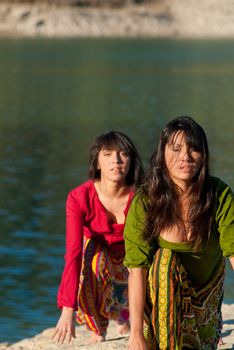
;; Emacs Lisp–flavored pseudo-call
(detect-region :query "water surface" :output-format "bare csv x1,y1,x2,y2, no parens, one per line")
0,37,233,343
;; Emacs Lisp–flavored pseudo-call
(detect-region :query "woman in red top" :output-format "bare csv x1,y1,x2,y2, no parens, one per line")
52,131,143,345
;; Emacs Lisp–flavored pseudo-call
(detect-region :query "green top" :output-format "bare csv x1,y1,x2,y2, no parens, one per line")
124,177,234,285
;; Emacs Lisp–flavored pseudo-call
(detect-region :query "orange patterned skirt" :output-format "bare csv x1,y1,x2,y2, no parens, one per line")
76,237,129,336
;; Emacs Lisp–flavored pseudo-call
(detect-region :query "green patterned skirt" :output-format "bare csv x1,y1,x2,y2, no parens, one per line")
144,248,225,350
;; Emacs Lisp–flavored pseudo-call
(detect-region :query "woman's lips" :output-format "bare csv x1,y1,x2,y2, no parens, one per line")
179,164,194,171
111,167,122,172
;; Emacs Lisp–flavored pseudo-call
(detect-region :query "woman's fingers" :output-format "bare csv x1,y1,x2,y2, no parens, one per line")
52,307,75,344
52,325,74,344
71,325,76,339
52,327,65,343
66,328,74,343
58,328,67,344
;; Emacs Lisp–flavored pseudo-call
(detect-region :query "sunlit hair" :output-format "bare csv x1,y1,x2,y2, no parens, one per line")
141,116,214,250
88,131,143,189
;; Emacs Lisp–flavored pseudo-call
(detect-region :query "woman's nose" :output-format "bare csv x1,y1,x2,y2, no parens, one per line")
181,149,191,161
112,152,121,163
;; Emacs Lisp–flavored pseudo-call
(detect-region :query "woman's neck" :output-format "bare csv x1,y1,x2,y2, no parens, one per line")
94,179,131,224
94,178,130,199
175,181,192,198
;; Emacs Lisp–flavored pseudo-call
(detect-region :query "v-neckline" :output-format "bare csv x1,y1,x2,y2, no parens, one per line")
92,181,132,224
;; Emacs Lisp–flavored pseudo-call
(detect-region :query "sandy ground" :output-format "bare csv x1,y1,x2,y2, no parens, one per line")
1,0,234,38
0,304,233,350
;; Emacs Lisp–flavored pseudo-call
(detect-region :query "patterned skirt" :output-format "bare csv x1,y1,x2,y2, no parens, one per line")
76,237,129,336
144,248,225,350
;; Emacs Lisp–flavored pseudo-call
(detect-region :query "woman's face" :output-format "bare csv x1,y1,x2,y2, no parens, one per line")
97,148,131,184
164,131,202,189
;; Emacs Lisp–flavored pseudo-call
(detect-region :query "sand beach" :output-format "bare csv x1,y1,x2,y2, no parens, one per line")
0,304,233,350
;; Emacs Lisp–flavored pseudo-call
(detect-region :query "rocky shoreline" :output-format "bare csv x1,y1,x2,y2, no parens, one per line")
1,0,234,38
0,304,233,350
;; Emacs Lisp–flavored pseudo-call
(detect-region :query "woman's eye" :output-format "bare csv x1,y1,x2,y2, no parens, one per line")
190,147,200,153
103,151,111,156
121,152,129,157
172,147,180,152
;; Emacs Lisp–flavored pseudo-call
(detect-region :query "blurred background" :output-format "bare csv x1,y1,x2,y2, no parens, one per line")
0,35,234,343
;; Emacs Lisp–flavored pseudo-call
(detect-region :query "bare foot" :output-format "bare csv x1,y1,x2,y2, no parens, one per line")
88,333,105,344
117,321,130,335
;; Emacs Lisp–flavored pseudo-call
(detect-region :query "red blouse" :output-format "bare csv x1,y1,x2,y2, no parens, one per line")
57,180,134,309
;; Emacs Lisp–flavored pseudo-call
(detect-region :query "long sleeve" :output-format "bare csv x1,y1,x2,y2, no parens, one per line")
214,177,234,258
57,190,85,310
124,194,156,268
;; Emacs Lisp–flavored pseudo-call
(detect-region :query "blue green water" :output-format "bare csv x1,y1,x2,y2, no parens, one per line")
0,37,233,343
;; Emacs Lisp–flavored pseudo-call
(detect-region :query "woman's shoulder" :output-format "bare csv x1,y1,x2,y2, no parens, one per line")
133,187,149,206
67,180,95,202
210,176,233,215
210,176,233,194
127,187,149,218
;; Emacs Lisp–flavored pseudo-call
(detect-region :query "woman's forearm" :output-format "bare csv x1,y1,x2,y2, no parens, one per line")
128,267,148,333
229,256,234,269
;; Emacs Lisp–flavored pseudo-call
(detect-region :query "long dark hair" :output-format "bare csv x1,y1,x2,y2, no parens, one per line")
141,116,214,250
88,131,143,189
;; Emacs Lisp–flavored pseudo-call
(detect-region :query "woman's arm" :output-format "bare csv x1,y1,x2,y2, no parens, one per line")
52,306,75,344
128,268,148,350
57,190,84,309
53,189,85,344
229,256,234,269
215,180,234,264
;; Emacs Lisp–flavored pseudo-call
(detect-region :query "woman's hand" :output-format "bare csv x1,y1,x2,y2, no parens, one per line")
52,306,76,344
128,331,148,350
128,268,148,350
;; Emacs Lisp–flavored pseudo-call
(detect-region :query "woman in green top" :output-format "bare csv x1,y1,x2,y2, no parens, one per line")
124,116,234,350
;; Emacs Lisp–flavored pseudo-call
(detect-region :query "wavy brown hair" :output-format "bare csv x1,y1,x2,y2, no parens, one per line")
141,116,214,250
88,131,143,189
